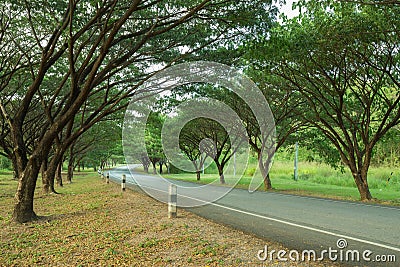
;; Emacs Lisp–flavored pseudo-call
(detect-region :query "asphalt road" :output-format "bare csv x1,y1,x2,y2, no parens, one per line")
108,165,400,266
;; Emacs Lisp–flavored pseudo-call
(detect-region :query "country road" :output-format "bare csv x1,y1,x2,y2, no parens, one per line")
108,165,400,266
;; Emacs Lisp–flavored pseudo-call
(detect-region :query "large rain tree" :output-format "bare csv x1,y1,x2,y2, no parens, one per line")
255,1,400,200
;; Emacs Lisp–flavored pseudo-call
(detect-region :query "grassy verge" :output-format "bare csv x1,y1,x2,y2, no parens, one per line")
0,171,335,266
151,161,400,205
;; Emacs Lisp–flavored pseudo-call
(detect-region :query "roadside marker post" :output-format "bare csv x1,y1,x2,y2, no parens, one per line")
106,172,110,184
121,174,126,191
168,184,177,219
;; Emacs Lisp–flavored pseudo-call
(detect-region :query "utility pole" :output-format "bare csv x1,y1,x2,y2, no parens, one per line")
202,154,205,175
233,151,236,177
294,141,299,181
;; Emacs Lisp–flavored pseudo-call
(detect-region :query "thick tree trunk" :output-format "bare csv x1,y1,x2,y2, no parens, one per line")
352,169,372,201
56,161,63,186
344,150,373,201
12,159,41,223
159,162,163,174
258,151,273,190
196,171,201,181
41,159,50,194
144,165,149,173
263,173,272,190
43,159,60,194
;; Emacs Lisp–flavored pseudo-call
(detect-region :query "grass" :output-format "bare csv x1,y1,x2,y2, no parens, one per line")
1,170,326,266
155,161,400,205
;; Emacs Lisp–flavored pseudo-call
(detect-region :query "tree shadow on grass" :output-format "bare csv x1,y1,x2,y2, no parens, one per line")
27,211,88,225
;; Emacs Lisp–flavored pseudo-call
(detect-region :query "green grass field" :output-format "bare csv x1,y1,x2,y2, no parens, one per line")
155,160,400,205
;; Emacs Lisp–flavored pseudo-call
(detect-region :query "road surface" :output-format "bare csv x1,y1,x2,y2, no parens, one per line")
108,165,400,266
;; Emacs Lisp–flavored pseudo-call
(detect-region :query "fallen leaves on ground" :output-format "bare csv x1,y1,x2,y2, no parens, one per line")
0,172,340,266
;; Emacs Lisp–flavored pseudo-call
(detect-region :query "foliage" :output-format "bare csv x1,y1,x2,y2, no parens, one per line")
0,0,279,222
0,155,11,170
145,112,165,171
248,0,400,199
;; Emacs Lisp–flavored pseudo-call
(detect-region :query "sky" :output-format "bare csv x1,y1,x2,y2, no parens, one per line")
279,0,300,19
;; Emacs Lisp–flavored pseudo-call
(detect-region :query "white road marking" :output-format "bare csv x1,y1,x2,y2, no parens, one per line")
266,191,400,211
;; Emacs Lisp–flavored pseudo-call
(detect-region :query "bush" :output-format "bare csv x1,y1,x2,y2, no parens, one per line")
0,156,11,170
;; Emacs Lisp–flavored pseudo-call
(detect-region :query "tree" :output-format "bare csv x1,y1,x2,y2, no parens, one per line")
145,112,165,174
179,119,215,181
0,0,274,223
222,74,304,189
167,81,298,189
256,1,400,200
176,113,246,184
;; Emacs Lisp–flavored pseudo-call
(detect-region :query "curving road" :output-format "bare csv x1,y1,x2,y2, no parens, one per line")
108,165,400,266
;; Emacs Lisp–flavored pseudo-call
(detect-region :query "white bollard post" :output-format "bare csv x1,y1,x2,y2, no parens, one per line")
106,172,110,184
121,174,126,191
168,184,177,219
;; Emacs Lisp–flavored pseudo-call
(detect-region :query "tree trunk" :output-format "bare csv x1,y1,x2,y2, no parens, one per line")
196,171,201,181
10,155,19,180
344,150,373,201
13,170,18,180
263,173,272,190
352,169,372,201
217,164,225,184
144,165,149,173
152,162,157,174
66,154,74,183
166,162,170,174
67,165,73,183
12,159,41,223
41,159,50,194
56,161,63,186
258,152,273,190
159,162,163,174
43,158,60,194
